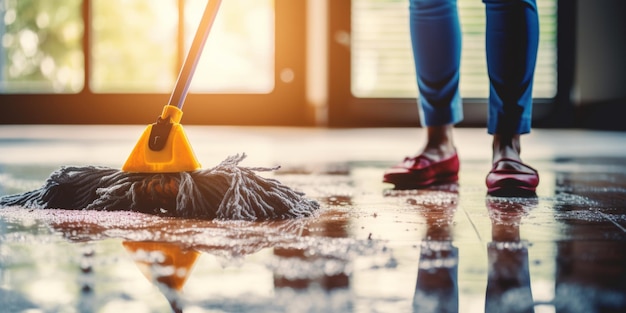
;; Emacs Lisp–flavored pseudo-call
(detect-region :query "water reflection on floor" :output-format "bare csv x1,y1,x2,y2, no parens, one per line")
0,126,625,313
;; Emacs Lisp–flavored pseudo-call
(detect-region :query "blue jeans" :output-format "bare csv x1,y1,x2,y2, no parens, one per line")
409,0,539,134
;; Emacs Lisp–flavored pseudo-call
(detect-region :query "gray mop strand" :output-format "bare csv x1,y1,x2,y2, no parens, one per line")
0,154,319,220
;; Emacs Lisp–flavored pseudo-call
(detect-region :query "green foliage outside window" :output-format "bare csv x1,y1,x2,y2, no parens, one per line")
1,0,84,93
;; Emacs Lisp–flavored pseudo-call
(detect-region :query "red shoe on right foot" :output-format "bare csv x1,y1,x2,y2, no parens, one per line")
383,153,460,189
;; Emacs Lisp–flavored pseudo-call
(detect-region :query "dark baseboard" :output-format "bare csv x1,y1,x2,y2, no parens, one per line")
574,100,626,131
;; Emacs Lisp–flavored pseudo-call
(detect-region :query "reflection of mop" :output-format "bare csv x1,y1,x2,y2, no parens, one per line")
123,241,200,313
0,0,318,220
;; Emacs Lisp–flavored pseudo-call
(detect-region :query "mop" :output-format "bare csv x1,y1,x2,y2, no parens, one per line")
0,0,319,220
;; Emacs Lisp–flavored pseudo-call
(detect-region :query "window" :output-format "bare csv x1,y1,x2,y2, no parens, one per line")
90,0,178,93
89,0,274,93
0,0,274,94
1,0,565,126
327,0,562,126
184,0,274,93
0,0,310,125
0,0,84,93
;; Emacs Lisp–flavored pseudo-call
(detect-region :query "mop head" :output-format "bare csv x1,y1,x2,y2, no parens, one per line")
0,154,319,220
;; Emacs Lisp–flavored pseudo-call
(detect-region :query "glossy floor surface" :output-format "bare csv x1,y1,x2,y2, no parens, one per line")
0,126,625,313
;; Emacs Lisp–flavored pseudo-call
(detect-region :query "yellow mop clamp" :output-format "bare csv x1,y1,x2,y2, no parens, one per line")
122,105,201,173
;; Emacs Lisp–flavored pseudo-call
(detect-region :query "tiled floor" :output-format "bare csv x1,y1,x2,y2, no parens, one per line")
0,125,625,313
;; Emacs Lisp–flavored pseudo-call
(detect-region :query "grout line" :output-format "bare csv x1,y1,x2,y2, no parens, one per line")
596,209,626,233
462,207,484,243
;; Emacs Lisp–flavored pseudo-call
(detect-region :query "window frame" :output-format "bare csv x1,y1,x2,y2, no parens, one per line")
326,0,574,128
0,0,313,126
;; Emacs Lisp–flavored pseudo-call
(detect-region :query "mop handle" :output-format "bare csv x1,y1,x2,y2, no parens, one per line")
167,0,222,110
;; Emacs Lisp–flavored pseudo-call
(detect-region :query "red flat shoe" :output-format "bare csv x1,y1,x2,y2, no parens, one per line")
383,153,459,189
486,158,539,197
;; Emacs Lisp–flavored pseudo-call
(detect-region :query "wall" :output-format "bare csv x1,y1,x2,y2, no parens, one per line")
574,0,626,105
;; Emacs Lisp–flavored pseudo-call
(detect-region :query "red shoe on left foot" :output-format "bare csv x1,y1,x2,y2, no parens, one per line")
486,158,539,197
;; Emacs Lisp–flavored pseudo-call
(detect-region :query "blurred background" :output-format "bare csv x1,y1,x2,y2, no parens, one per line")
0,0,624,129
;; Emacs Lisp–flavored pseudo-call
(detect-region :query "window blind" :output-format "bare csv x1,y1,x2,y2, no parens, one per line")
351,0,557,99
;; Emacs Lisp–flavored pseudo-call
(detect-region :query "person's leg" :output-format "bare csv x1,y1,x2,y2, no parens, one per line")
484,0,539,162
484,0,540,195
411,0,463,160
383,0,462,189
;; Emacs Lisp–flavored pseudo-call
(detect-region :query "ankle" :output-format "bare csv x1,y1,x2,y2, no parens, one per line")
424,125,456,159
492,134,521,162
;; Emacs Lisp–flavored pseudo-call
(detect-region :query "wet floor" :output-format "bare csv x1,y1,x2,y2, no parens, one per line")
0,126,625,313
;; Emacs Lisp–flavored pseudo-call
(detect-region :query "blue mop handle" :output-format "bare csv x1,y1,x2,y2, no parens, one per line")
167,0,222,110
